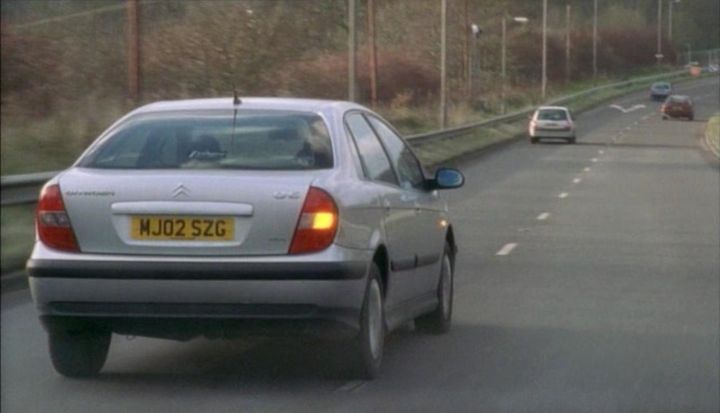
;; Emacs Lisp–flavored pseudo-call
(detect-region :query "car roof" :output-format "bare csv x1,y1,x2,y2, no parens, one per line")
133,97,364,115
536,106,569,111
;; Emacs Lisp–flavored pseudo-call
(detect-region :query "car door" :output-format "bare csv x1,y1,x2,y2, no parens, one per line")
344,112,420,309
366,115,446,300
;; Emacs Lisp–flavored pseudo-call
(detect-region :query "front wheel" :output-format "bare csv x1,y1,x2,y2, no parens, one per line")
49,326,111,377
416,244,454,334
530,137,539,144
350,264,385,379
567,137,576,144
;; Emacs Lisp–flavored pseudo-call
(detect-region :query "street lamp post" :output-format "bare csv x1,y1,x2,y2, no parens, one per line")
656,0,664,65
668,0,680,42
501,15,528,113
541,0,547,99
348,0,356,101
440,0,447,128
468,24,481,101
592,0,598,79
565,4,571,84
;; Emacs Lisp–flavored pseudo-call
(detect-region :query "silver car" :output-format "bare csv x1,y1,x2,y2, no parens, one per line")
27,97,464,379
528,106,577,144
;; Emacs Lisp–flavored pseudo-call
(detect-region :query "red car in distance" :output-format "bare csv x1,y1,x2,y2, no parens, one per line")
661,95,694,121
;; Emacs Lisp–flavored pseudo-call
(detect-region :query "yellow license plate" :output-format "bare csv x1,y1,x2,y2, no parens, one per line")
130,216,234,241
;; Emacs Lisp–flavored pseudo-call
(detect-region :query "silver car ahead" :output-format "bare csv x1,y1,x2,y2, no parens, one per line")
27,97,464,379
528,106,576,144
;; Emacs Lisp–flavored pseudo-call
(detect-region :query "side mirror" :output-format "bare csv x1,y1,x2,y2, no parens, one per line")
429,167,464,190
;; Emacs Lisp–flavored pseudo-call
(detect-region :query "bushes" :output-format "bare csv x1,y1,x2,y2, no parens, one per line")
508,27,677,83
278,49,439,104
0,25,61,115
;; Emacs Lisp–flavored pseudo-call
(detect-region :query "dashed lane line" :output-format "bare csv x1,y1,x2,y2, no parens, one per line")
559,192,569,199
496,243,518,256
337,381,367,393
573,178,582,184
584,167,591,172
537,212,550,221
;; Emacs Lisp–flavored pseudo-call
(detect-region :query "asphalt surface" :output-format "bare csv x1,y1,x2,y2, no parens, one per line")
2,76,719,413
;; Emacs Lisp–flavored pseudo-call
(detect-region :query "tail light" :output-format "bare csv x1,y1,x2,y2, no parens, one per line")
289,187,338,254
36,184,80,252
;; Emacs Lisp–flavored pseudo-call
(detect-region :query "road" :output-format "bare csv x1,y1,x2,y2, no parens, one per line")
2,76,718,413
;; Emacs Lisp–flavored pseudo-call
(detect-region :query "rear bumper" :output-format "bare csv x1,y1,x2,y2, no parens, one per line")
27,259,366,280
662,109,693,118
28,245,372,336
529,129,574,139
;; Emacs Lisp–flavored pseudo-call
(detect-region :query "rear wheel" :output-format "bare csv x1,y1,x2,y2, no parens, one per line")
49,326,111,378
416,244,453,334
567,137,576,144
689,115,694,121
530,137,539,144
350,264,384,379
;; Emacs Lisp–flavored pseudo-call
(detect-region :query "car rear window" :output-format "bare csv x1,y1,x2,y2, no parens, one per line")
536,109,568,121
78,110,333,170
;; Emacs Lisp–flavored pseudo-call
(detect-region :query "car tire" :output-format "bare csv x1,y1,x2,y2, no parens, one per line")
568,137,576,144
530,137,539,144
49,326,111,378
350,263,385,379
689,115,694,121
416,244,453,334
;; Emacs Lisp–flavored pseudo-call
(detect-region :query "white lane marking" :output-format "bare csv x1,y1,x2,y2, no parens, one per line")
559,192,569,199
337,380,367,392
591,158,598,163
598,150,605,155
624,126,632,131
573,178,582,184
584,167,591,172
496,243,517,256
609,104,645,113
537,212,550,221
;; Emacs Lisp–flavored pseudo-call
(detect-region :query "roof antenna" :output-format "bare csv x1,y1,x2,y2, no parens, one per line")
233,86,241,106
231,84,240,153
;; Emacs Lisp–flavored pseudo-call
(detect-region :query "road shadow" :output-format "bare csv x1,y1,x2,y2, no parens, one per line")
30,322,717,412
